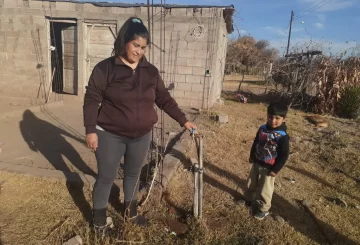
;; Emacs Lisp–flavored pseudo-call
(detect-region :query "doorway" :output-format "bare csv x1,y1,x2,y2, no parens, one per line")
49,21,78,95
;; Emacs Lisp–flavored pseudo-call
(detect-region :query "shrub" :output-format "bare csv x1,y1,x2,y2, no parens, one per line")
337,86,360,119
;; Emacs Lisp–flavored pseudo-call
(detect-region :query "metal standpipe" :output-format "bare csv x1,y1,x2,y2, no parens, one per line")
193,162,199,218
192,135,204,219
198,136,203,219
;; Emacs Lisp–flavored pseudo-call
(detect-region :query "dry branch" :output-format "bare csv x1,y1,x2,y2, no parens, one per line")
43,216,70,241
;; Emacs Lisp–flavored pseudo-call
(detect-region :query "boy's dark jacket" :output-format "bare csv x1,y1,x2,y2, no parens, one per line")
250,123,290,174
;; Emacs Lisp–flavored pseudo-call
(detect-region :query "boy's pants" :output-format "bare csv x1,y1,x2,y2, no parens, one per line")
244,162,275,212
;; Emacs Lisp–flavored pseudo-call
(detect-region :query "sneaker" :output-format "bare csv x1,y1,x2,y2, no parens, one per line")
254,211,269,220
94,217,114,239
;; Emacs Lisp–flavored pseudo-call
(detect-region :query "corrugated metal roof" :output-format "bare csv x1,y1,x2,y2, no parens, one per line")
45,0,234,9
42,0,235,33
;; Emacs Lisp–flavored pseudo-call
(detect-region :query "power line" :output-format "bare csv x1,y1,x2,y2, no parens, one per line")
296,0,328,16
294,0,333,20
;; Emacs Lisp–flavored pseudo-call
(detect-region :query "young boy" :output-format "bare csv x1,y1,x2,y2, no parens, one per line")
242,102,290,220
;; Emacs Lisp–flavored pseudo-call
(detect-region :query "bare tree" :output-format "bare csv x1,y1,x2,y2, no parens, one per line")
226,36,278,74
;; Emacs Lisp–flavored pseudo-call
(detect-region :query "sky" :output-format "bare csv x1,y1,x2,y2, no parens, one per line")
82,0,360,56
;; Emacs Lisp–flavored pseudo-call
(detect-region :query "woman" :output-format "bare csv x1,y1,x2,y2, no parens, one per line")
83,17,197,230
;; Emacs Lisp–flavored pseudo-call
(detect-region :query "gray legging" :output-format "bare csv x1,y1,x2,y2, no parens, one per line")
93,129,152,210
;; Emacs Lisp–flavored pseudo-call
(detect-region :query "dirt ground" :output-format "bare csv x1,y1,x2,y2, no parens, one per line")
166,99,360,245
0,94,196,245
223,75,273,95
0,94,190,173
0,92,359,244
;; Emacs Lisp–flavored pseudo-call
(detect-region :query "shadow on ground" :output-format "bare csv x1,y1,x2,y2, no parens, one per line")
19,110,96,223
287,165,360,203
169,148,358,245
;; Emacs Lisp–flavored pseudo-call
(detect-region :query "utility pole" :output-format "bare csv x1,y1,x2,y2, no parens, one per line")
286,10,294,56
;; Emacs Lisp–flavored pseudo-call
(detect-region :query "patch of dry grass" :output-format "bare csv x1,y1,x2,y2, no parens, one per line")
1,100,359,245
166,100,360,244
0,172,87,245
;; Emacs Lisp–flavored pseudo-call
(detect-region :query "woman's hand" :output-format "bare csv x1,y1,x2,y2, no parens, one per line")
86,133,98,151
184,121,197,133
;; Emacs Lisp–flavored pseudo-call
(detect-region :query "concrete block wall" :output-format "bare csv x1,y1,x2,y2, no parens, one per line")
196,8,229,108
0,0,135,99
0,0,229,109
208,11,228,106
0,0,50,98
148,8,227,108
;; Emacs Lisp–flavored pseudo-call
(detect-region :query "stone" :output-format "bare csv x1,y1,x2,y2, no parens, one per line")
62,235,83,245
167,132,177,137
163,218,187,235
274,215,285,224
169,207,177,215
348,204,358,209
216,114,228,124
335,197,348,208
301,199,312,207
216,98,225,105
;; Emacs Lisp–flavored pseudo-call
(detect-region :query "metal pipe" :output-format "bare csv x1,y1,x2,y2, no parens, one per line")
198,136,204,218
194,163,199,218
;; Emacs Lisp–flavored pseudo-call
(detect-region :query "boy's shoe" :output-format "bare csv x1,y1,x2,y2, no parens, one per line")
254,211,269,220
93,217,114,239
236,199,252,207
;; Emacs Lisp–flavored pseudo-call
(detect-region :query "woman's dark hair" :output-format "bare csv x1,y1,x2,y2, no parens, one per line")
113,17,150,57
